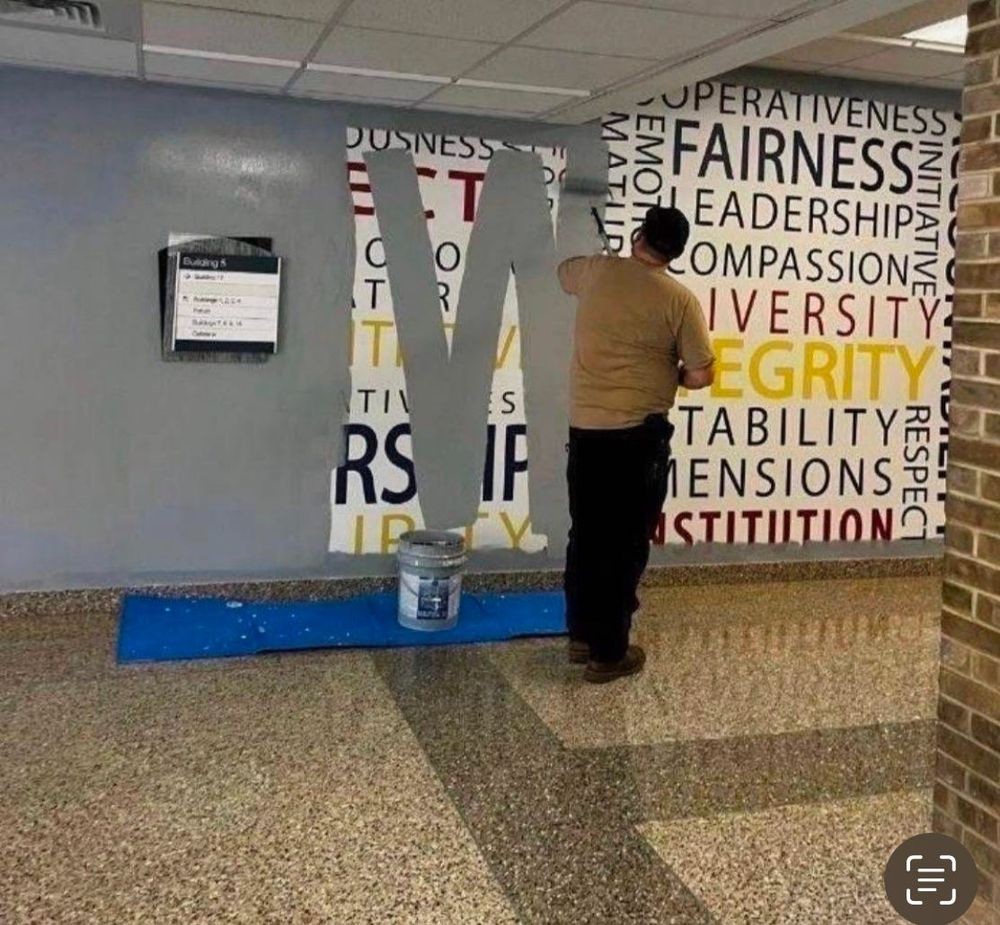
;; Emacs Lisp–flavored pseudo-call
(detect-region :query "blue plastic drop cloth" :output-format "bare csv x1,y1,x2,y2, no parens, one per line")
117,590,567,663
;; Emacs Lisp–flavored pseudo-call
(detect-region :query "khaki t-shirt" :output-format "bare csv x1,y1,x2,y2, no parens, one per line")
559,254,714,429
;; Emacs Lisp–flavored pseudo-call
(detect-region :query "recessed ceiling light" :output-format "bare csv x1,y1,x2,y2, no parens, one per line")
904,14,968,47
456,78,590,98
306,62,449,84
143,45,297,68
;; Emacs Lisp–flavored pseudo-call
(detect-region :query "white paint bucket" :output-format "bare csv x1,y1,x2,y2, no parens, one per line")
397,530,467,631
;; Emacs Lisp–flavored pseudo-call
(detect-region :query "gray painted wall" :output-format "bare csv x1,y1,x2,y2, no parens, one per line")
0,65,947,591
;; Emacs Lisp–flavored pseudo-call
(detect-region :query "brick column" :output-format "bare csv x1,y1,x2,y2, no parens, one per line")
934,3,1000,920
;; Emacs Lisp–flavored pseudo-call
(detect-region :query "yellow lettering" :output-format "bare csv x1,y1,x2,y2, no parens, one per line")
352,515,365,555
498,512,531,549
749,339,794,399
898,345,935,400
675,339,934,402
361,319,394,367
856,343,895,399
380,514,415,554
802,342,839,399
496,326,518,370
710,337,743,399
842,343,855,400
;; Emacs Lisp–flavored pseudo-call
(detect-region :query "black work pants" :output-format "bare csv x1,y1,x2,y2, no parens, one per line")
563,415,673,663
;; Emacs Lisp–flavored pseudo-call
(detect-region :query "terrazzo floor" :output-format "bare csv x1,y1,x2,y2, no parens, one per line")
0,576,966,923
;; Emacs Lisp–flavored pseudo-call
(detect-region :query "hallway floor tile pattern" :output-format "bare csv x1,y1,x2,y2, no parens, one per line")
488,578,940,747
642,790,930,924
1,576,947,923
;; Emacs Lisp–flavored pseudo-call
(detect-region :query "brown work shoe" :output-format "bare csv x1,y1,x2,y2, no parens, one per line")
584,645,646,684
568,640,590,664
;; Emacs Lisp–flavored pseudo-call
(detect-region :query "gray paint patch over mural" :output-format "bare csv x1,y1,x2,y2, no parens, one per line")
365,148,572,539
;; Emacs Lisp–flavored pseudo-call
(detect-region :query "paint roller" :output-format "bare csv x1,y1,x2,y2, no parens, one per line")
560,175,618,255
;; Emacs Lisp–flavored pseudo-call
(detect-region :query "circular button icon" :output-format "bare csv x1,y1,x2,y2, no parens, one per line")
884,833,979,924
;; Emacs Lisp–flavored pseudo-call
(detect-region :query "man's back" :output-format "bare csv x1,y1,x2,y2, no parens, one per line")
559,254,713,429
559,206,713,681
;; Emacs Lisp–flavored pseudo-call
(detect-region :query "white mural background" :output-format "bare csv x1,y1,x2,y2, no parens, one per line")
332,83,959,554
603,83,958,545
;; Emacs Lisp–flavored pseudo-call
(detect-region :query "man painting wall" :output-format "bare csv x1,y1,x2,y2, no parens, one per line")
558,207,715,684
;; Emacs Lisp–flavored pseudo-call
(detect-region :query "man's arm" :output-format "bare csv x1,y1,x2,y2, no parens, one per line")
680,361,714,390
557,256,594,295
677,294,715,390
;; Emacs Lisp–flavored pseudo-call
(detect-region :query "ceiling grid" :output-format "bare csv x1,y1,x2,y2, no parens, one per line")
0,0,965,122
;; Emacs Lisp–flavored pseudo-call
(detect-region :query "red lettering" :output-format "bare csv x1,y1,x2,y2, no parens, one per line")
348,162,438,219
799,508,818,542
732,289,756,333
416,166,436,220
348,161,373,217
871,508,893,541
449,169,486,222
674,512,693,545
652,512,666,545
770,290,790,334
804,291,825,336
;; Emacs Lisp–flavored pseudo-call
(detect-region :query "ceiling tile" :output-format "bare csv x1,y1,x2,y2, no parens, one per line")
465,45,655,91
143,3,323,59
853,0,967,38
290,68,441,100
593,0,807,20
770,37,879,66
0,24,137,74
156,0,344,21
428,83,569,113
144,51,296,87
845,46,963,78
341,0,567,42
314,26,496,76
519,2,753,59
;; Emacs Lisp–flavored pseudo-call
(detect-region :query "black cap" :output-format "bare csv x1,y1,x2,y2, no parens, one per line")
641,206,690,261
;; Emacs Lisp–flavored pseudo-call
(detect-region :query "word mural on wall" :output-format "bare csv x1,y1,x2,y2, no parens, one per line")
603,81,959,546
330,129,566,555
331,81,959,556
